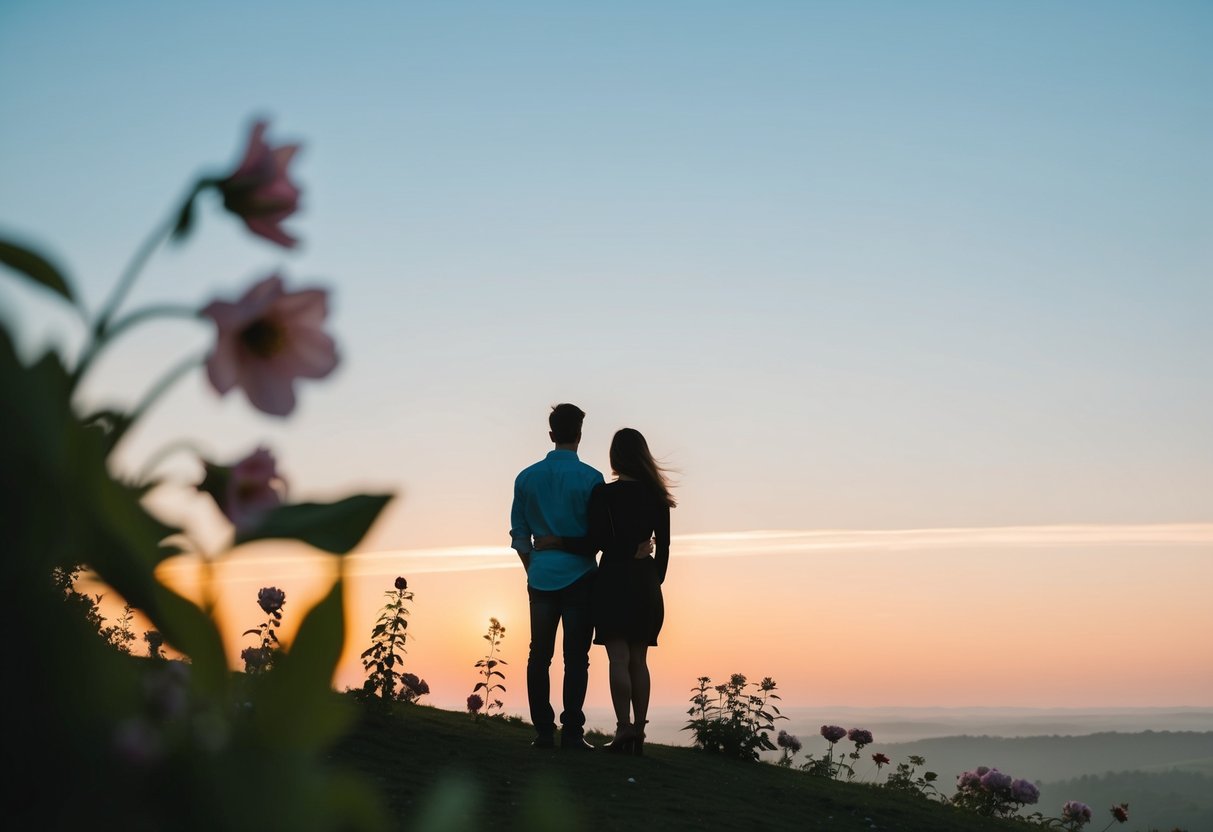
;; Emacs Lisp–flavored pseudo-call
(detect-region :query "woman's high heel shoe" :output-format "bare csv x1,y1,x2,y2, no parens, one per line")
604,722,635,754
632,721,648,757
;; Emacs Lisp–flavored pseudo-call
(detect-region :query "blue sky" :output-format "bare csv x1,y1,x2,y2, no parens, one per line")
2,0,1210,549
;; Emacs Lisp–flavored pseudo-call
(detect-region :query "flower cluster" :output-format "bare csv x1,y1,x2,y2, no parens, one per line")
1062,801,1093,827
847,727,873,749
820,724,847,744
683,674,787,761
401,673,430,701
467,694,484,715
801,724,878,781
953,765,1040,818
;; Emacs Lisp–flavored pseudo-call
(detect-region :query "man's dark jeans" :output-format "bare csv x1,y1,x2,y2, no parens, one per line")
527,570,594,740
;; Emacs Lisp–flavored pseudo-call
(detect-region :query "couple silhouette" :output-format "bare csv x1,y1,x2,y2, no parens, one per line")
509,404,676,754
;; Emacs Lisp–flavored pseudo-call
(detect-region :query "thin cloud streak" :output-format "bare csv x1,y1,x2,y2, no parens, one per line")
345,523,1213,578
155,523,1213,582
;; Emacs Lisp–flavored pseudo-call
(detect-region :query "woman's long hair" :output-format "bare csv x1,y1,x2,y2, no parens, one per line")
609,428,677,508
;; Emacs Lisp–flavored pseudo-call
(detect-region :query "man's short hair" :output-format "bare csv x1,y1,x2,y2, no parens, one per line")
549,403,585,444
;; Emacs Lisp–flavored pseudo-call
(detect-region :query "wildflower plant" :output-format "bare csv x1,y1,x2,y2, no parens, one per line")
882,754,942,800
361,577,426,701
100,603,138,654
800,724,850,778
3,117,393,829
775,730,802,768
471,617,508,715
951,765,1041,818
683,674,788,761
241,586,286,673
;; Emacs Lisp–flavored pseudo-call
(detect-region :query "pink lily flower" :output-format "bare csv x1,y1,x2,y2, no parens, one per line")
219,120,302,248
201,274,338,416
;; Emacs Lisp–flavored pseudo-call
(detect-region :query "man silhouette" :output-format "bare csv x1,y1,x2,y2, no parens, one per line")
510,403,603,749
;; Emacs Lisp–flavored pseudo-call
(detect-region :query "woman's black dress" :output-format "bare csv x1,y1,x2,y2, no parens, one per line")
584,480,670,646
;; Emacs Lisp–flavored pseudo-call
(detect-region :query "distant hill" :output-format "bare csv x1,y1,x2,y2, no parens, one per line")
872,732,1213,832
876,731,1213,784
1039,769,1212,832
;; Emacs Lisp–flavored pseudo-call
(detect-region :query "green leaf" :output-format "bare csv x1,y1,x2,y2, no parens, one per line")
0,238,75,304
255,577,352,750
151,583,228,696
236,494,393,554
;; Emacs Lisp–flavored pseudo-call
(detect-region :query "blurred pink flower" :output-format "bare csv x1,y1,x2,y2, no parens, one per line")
872,752,891,768
1110,803,1129,824
112,717,163,766
199,446,286,532
230,447,285,529
202,274,338,416
466,693,484,714
219,120,302,248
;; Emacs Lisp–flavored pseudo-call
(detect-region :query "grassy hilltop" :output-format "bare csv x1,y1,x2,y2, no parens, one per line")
330,702,1033,832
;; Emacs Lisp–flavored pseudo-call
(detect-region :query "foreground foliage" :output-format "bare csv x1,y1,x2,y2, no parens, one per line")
4,118,392,830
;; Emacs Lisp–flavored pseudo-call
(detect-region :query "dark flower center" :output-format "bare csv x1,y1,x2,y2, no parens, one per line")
240,318,286,358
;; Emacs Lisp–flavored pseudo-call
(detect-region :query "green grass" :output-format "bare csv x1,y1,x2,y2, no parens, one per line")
330,700,1035,832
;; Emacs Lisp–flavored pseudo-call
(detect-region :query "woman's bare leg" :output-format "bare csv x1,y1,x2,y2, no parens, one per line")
603,638,633,732
627,643,650,729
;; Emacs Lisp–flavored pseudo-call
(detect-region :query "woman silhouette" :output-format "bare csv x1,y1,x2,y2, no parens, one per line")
538,427,675,754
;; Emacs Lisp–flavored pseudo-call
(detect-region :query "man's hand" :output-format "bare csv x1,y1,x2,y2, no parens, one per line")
533,535,562,551
634,537,654,559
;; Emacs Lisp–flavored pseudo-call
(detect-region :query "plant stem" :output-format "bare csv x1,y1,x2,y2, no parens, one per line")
107,352,204,453
135,437,210,485
98,215,176,335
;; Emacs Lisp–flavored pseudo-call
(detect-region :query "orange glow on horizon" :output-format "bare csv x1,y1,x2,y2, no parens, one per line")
78,524,1213,717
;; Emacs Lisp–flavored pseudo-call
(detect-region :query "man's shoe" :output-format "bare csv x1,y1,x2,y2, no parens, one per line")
561,734,596,751
531,734,555,749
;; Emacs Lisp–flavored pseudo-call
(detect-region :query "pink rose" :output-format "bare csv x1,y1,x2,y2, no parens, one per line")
257,586,286,615
218,120,302,248
202,274,338,416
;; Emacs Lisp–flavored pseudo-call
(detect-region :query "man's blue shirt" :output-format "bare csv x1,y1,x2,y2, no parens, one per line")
510,449,605,591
